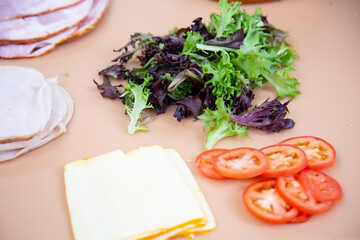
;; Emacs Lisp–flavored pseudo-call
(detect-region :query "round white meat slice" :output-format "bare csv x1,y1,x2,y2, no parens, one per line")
0,27,77,59
0,78,67,151
0,81,74,162
0,0,93,44
0,66,53,143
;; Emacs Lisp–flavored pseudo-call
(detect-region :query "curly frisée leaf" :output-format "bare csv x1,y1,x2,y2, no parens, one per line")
261,70,300,99
122,76,154,134
198,98,248,150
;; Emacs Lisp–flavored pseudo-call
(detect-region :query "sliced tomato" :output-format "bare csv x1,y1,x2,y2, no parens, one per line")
243,179,299,224
276,175,334,215
260,144,307,178
280,136,336,170
299,169,343,202
287,211,312,224
195,149,229,180
213,148,268,179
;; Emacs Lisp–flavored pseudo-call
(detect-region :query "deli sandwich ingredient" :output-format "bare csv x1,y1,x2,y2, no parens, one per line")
95,0,299,149
194,135,342,224
64,146,216,240
0,66,73,162
0,0,83,20
0,0,109,58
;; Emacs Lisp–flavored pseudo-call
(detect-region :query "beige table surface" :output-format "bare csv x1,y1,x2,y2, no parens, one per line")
1,0,360,239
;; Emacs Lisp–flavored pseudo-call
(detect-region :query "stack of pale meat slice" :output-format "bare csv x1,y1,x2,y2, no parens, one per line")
65,145,216,240
0,0,109,59
0,66,74,162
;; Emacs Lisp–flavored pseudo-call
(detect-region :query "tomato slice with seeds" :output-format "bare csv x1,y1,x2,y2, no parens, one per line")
299,169,343,202
260,144,308,178
195,149,229,180
243,179,299,224
280,136,336,170
276,174,334,215
213,148,268,179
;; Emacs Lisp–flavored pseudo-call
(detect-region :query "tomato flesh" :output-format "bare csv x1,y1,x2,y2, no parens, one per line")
195,149,228,180
243,179,299,224
260,144,307,178
280,136,336,170
276,175,334,215
299,169,343,202
287,211,312,224
213,148,268,179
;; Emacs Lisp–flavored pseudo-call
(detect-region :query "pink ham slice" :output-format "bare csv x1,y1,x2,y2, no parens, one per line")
70,0,110,39
0,0,109,59
0,0,84,20
0,27,77,59
0,0,93,45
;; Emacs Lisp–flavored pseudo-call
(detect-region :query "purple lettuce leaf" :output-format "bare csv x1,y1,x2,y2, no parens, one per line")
93,76,121,99
230,98,294,133
173,95,203,122
204,29,244,49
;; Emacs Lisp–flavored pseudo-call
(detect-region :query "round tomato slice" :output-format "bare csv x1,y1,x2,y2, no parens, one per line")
299,169,343,202
243,179,299,224
260,144,307,178
276,175,334,215
280,136,336,170
213,148,268,179
287,211,312,224
195,149,229,180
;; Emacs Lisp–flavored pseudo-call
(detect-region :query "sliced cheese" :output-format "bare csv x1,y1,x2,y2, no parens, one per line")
126,146,207,239
64,146,216,240
65,150,166,240
165,148,217,235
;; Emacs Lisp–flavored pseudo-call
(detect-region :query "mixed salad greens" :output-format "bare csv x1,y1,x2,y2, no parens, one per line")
94,0,300,149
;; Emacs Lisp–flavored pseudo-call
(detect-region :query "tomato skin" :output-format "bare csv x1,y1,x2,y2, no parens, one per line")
213,148,268,179
280,136,336,170
195,149,229,180
299,170,343,202
287,211,312,224
276,175,334,215
260,144,308,178
243,179,299,224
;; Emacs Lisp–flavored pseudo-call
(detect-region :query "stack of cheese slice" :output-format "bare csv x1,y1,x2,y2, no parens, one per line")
64,145,216,240
0,66,74,162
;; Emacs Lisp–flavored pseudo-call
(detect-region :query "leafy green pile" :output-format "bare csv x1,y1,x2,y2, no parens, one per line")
94,0,300,149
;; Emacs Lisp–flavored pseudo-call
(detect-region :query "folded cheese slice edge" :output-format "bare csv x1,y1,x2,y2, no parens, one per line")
165,148,216,236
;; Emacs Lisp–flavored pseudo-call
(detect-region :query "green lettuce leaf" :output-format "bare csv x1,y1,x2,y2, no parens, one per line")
122,76,154,134
198,98,248,150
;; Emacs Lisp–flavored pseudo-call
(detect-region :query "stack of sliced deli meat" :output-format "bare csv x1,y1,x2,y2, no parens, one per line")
0,66,74,162
0,0,109,59
64,145,216,240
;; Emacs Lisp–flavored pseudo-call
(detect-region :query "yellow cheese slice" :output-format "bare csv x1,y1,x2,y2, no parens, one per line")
165,148,216,235
64,150,167,240
64,146,216,240
126,145,206,231
151,148,217,240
